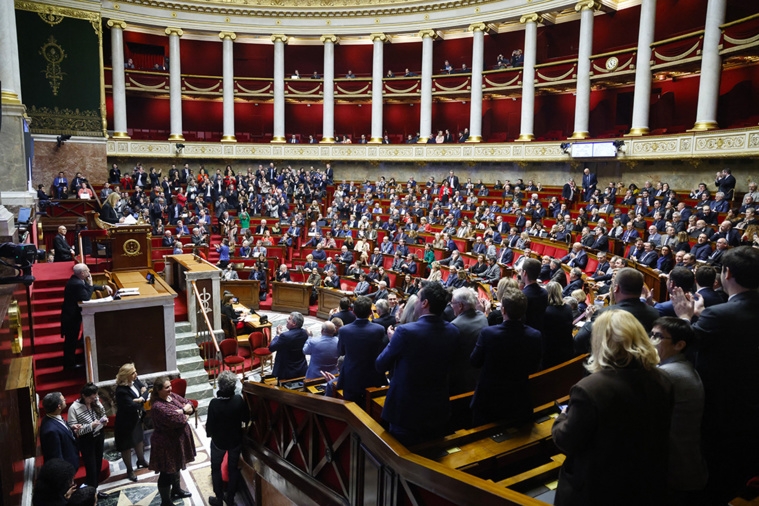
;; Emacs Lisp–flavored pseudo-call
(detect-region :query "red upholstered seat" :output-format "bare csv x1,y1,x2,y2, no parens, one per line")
220,338,246,376
250,332,273,377
170,378,199,427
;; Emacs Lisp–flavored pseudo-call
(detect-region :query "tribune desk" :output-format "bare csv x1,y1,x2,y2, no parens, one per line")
271,282,312,314
81,270,177,384
316,287,352,320
164,254,222,335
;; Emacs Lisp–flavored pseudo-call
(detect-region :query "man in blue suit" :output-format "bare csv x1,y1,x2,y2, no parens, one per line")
336,296,387,404
269,312,309,380
40,392,80,470
376,282,464,446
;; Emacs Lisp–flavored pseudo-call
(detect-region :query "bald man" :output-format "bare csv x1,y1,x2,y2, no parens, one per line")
61,264,112,369
53,226,75,262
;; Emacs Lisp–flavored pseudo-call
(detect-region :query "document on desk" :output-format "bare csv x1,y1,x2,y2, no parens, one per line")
82,296,114,304
117,288,140,296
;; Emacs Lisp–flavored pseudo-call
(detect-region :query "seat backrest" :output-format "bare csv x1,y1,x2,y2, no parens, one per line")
248,331,265,349
170,378,187,398
219,338,239,357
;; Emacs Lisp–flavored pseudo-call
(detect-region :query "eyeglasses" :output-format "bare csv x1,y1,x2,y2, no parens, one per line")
649,331,671,340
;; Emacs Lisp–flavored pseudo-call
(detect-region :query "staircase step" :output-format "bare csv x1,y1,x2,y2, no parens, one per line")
176,331,196,347
175,322,192,334
181,368,210,386
177,355,203,373
176,343,199,359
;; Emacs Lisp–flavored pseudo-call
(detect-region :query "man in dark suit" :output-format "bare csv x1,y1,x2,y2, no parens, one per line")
372,299,396,333
673,246,759,502
562,268,585,297
652,267,694,317
450,287,488,395
497,245,514,265
330,297,357,325
591,228,609,252
40,392,80,470
269,312,309,380
336,296,387,403
61,264,112,369
562,178,577,203
694,265,724,308
53,226,75,262
638,242,659,268
581,168,597,201
714,168,736,201
447,171,460,191
376,282,464,446
470,287,542,426
574,268,660,355
561,243,588,271
519,258,548,332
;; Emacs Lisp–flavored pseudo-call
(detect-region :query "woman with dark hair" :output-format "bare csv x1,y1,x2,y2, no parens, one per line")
541,282,575,368
206,371,250,506
656,245,674,274
114,363,149,481
149,377,196,505
67,383,108,496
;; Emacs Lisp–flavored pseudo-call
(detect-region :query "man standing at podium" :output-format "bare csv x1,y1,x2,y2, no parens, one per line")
61,264,113,369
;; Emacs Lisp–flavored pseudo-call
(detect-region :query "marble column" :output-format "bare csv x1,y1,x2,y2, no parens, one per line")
628,0,657,136
219,31,237,142
570,0,598,140
467,23,486,143
418,29,436,143
518,13,542,141
320,34,337,143
165,27,184,141
108,20,129,139
369,33,387,144
0,0,23,105
271,34,287,143
692,0,727,131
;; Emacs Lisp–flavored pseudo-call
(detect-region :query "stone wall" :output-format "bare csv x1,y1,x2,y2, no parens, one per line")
31,136,107,191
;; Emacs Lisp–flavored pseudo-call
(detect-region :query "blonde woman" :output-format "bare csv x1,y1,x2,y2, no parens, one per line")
354,238,370,256
552,310,672,505
427,261,442,282
432,232,446,249
100,191,122,224
114,363,149,481
487,277,520,325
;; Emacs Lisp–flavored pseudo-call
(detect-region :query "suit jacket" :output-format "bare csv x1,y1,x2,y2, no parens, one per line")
470,320,542,424
337,319,388,401
497,247,514,265
562,278,584,297
450,309,488,395
375,314,463,431
562,250,588,270
522,283,548,331
303,334,340,380
40,415,79,470
574,298,660,355
61,276,103,332
591,235,609,252
697,287,723,308
269,328,309,380
639,250,659,268
552,366,673,506
330,309,356,325
53,234,74,262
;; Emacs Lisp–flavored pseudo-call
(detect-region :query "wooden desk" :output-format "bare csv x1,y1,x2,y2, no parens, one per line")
81,269,178,384
221,279,260,310
234,304,273,343
164,254,222,334
316,286,352,319
271,282,312,314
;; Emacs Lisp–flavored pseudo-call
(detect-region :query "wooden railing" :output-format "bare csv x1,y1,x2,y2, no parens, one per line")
241,381,547,506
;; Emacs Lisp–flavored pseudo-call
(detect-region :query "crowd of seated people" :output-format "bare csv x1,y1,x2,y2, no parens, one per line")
51,158,759,503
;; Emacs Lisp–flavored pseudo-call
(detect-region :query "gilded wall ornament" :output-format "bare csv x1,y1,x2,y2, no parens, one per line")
39,36,67,95
38,12,64,26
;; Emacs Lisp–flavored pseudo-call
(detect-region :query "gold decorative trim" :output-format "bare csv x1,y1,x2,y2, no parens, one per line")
236,82,272,94
689,121,719,132
569,131,590,139
128,76,169,91
468,23,486,32
418,29,437,40
434,79,469,92
417,137,429,143
484,74,520,88
221,135,237,142
575,0,600,12
625,128,649,137
517,133,535,141
270,136,286,143
384,83,419,94
15,1,100,32
465,135,482,143
27,106,102,136
336,84,370,95
724,33,759,45
184,79,222,92
1,90,22,105
651,30,704,48
271,34,288,44
123,239,142,257
107,19,127,30
39,36,67,96
218,31,237,40
536,66,576,82
519,13,543,25
369,33,388,43
320,34,338,44
112,131,131,138
368,137,383,143
165,27,184,37
653,40,701,62
286,85,322,95
592,56,634,74
320,137,336,143
169,133,185,141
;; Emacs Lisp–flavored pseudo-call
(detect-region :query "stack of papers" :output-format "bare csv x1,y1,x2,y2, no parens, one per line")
117,288,140,297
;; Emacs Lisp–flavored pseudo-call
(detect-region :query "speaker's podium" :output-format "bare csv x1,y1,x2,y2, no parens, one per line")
79,220,178,384
271,282,312,313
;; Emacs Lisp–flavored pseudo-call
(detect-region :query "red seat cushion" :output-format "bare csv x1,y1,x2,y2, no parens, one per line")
253,347,272,356
224,356,245,365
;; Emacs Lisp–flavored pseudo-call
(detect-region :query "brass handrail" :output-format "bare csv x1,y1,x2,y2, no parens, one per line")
191,280,220,354
84,335,94,381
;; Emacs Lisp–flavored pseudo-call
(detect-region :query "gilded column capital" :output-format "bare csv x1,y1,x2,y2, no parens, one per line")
165,27,184,37
270,34,288,44
320,34,338,44
575,0,600,12
218,31,237,41
369,33,388,43
468,23,487,32
418,29,437,40
107,19,127,30
519,13,544,24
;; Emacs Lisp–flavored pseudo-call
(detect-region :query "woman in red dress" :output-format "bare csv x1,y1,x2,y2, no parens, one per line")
148,377,196,506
